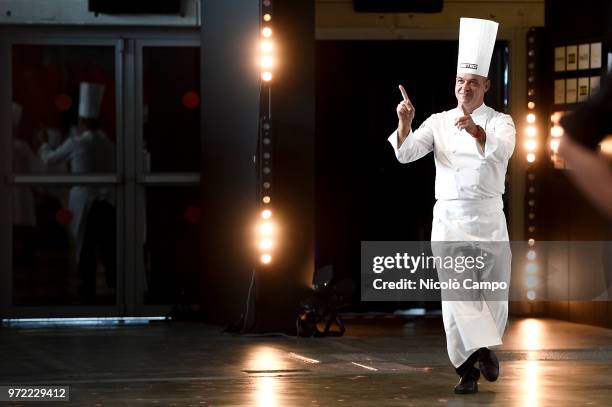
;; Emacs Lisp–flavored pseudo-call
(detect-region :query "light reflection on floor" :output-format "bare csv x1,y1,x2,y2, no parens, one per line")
518,318,544,351
255,376,279,407
523,360,539,407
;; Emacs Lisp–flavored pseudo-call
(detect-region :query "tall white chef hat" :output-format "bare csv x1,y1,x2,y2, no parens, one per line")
78,82,105,119
457,17,499,77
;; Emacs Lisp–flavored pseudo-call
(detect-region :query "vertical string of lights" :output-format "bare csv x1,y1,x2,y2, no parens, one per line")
236,0,277,334
524,28,541,304
257,0,275,267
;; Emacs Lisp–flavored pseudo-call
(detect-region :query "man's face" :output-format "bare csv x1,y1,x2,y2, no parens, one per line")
455,73,490,108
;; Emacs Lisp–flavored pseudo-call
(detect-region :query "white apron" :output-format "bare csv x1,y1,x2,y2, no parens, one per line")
68,185,95,260
431,197,511,368
39,129,115,259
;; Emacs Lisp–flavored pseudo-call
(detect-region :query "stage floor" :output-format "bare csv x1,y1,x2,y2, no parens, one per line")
1,317,612,405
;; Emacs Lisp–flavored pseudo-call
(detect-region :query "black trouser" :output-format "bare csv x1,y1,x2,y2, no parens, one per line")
456,349,481,377
79,200,116,297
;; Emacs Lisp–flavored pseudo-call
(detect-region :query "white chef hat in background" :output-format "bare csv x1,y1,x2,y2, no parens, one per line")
78,82,105,119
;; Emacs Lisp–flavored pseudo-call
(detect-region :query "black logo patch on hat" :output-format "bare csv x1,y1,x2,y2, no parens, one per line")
460,63,478,70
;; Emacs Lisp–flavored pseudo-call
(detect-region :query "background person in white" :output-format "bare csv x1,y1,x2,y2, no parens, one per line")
388,18,516,394
39,82,116,301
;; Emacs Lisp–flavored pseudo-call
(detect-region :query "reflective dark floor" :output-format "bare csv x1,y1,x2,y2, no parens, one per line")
1,317,612,406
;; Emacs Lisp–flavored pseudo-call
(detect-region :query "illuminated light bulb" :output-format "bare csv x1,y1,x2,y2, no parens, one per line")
526,263,538,273
261,56,274,69
261,41,273,53
527,101,535,109
262,71,273,82
550,138,560,153
259,239,273,250
527,153,536,163
600,135,612,155
263,13,272,22
261,253,272,264
525,139,537,151
262,196,271,204
526,126,537,137
528,212,535,220
527,250,537,260
526,113,536,123
261,209,272,219
527,290,536,300
528,238,535,246
550,125,563,137
259,222,273,235
262,27,272,37
550,112,563,123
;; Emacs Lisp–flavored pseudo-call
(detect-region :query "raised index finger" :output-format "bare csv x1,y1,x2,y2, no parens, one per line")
398,84,410,102
461,104,470,116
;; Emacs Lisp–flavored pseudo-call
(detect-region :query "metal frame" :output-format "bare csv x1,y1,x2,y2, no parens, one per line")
0,27,200,318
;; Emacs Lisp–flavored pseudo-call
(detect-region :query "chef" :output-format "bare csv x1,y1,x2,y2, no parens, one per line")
39,82,116,300
387,18,515,394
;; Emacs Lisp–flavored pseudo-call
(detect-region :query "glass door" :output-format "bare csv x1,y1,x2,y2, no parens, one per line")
1,38,124,316
0,33,202,318
132,40,201,315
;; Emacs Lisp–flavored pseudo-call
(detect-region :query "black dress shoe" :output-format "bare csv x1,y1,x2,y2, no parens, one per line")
478,347,499,382
454,367,479,394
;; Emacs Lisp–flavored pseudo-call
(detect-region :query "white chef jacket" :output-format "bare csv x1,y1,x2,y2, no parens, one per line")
388,103,516,367
387,103,515,201
39,129,115,258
